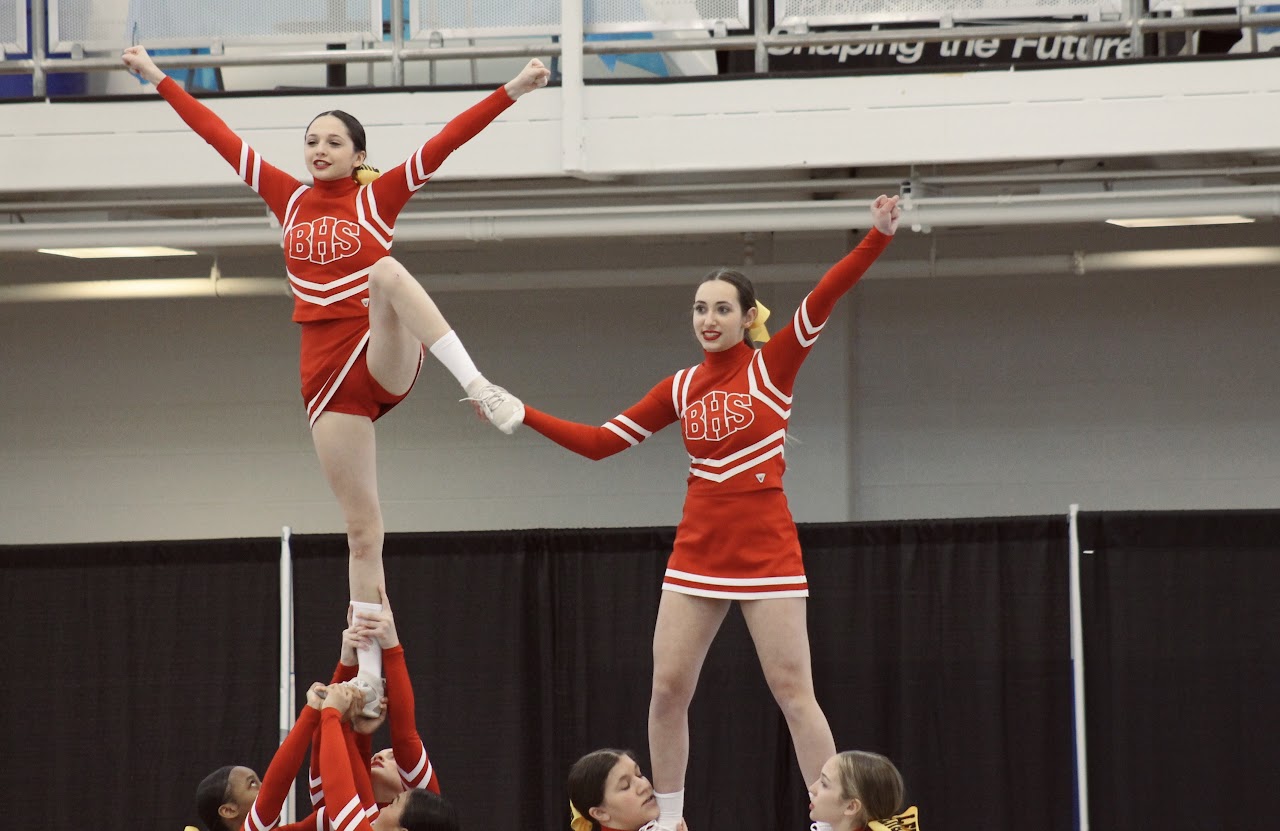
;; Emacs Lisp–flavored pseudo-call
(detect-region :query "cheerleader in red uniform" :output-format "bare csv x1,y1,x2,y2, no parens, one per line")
317,683,460,831
567,749,688,831
193,686,326,831
341,589,441,805
808,751,918,831
194,593,437,831
120,45,548,713
515,196,901,831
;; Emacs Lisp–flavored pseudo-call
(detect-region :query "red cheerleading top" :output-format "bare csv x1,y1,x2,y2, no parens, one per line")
154,77,514,323
524,228,892,599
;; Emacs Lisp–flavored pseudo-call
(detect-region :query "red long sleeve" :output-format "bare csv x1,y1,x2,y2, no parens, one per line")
366,86,515,221
345,720,378,814
383,645,439,793
306,662,360,809
242,706,320,831
523,381,678,460
318,711,376,831
757,227,893,391
803,228,891,323
154,77,302,222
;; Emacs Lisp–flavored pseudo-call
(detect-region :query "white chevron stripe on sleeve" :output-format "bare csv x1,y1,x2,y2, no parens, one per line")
247,802,278,831
283,185,308,228
794,297,825,347
751,352,792,405
329,795,362,831
399,743,428,783
614,414,652,438
604,422,641,446
408,148,435,191
355,194,392,249
362,184,393,237
678,366,698,415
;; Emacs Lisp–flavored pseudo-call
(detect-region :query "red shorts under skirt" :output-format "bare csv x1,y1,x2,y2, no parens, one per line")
299,317,423,427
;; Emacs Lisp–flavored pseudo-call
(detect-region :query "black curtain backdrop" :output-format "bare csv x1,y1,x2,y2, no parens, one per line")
289,516,1073,831
1078,511,1280,831
804,518,1074,831
0,539,280,831
2,516,1075,831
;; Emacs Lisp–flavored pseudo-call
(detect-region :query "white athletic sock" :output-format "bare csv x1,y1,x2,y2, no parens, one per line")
427,330,482,391
654,790,684,831
349,600,383,679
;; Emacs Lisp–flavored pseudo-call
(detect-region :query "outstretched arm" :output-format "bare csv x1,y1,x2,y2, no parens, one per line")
354,588,441,793
803,194,899,321
247,688,324,831
522,379,679,460
306,625,363,810
121,46,301,218
317,686,377,831
368,58,551,221
758,196,898,388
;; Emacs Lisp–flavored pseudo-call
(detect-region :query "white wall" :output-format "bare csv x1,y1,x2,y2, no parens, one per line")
6,56,1280,193
4,246,1279,545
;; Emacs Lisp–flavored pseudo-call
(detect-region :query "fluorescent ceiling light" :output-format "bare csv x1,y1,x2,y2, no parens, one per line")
1105,215,1256,228
37,246,199,259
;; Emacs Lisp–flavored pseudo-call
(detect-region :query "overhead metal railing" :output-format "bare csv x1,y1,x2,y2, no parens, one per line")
3,0,1280,93
7,242,1280,303
3,184,1278,253
7,163,1280,216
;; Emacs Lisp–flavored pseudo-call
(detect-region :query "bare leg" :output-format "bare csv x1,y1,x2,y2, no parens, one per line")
649,591,731,798
365,256,456,395
311,411,386,715
740,597,835,785
365,256,522,432
311,411,384,604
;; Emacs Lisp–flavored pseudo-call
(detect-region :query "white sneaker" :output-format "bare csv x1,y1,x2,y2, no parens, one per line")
463,383,525,435
347,672,384,719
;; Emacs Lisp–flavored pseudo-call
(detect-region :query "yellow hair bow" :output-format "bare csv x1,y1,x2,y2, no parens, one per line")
869,805,920,831
569,801,593,831
354,164,381,186
748,300,771,343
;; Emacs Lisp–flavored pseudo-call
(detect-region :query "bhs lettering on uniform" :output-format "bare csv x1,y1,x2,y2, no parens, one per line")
288,217,363,265
684,391,755,441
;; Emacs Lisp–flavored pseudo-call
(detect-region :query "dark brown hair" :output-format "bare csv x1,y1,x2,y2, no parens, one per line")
307,109,367,153
699,268,761,346
567,748,633,831
194,765,234,831
399,789,461,831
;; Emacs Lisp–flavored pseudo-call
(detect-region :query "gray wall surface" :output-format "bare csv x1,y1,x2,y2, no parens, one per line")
5,252,1277,545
